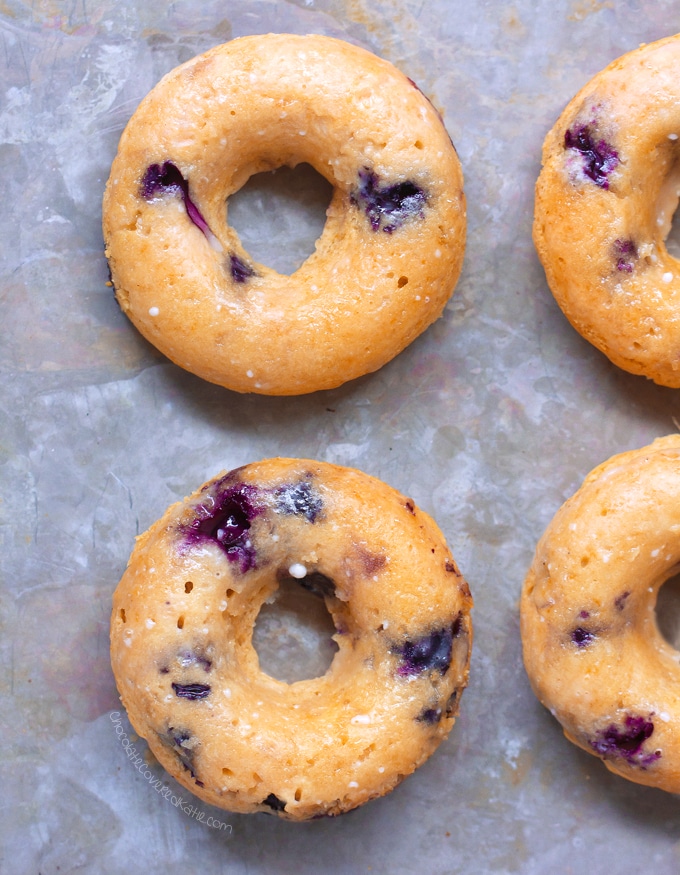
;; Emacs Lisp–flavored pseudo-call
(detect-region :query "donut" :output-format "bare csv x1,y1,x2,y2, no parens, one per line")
533,34,680,387
110,458,473,820
102,33,466,396
520,435,680,792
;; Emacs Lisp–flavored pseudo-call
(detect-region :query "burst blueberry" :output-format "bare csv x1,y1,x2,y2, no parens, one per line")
564,125,619,188
395,623,457,677
350,167,427,233
159,726,198,776
571,626,596,647
182,481,261,572
141,161,211,235
590,714,661,767
417,707,443,725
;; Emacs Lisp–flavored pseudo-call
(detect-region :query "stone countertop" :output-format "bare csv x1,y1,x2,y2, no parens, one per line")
3,0,680,872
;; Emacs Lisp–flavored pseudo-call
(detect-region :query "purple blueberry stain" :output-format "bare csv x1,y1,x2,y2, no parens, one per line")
181,481,261,572
615,590,631,611
571,626,596,648
275,480,323,523
350,167,427,233
141,161,211,236
395,623,457,677
172,682,211,700
564,124,619,188
177,649,212,672
590,714,661,768
614,239,638,273
229,253,256,284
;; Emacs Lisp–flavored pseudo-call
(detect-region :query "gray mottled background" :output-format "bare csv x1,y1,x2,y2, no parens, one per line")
3,0,680,872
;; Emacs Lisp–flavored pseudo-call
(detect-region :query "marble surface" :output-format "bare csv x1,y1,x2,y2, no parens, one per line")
4,0,680,871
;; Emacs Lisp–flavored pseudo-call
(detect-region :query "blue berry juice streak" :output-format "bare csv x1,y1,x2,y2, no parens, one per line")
350,168,427,233
141,162,211,235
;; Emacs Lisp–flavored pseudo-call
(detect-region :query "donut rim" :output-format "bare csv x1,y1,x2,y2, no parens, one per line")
102,33,466,395
110,458,473,820
520,435,680,792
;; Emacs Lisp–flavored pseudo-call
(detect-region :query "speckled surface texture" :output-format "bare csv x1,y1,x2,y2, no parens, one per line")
4,0,680,872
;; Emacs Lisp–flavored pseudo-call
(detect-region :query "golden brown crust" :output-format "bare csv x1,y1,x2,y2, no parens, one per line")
110,458,473,820
534,34,680,387
102,33,466,395
521,435,680,792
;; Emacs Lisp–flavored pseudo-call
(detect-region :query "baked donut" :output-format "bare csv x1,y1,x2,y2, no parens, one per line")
534,34,680,387
110,458,473,820
520,435,680,792
102,33,466,396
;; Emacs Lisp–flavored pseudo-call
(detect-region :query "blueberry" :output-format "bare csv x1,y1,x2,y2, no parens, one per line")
229,253,256,284
275,481,323,522
182,481,260,572
141,161,211,235
590,714,661,767
261,793,287,812
395,624,456,677
159,726,197,776
172,682,211,700
571,626,596,647
417,707,443,725
350,168,427,233
564,125,619,188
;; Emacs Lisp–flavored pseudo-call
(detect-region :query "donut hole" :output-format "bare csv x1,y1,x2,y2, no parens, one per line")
661,177,680,259
656,571,680,649
252,573,338,683
227,163,333,276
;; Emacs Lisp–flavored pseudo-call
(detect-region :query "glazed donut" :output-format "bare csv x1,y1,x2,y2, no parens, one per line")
110,458,473,820
102,33,466,396
534,34,680,387
520,435,680,792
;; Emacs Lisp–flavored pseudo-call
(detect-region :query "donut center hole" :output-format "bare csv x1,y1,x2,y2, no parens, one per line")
252,574,338,683
665,197,680,258
656,571,680,649
227,163,333,276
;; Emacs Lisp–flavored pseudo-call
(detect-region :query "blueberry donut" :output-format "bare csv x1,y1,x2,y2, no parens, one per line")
521,435,680,792
534,34,680,387
102,33,466,396
110,458,473,820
